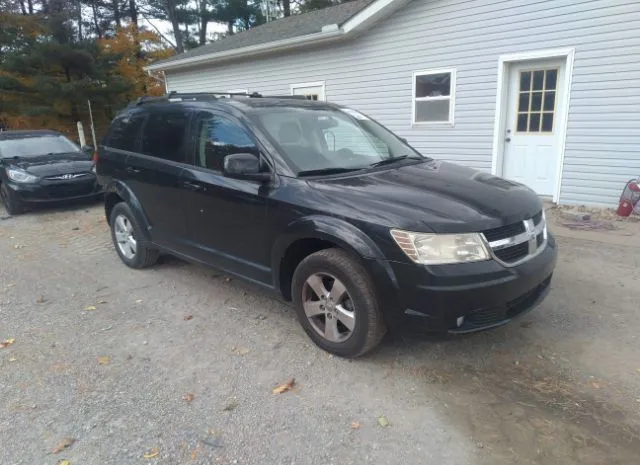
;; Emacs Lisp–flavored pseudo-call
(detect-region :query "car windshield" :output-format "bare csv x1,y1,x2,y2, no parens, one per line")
250,106,427,175
0,135,79,158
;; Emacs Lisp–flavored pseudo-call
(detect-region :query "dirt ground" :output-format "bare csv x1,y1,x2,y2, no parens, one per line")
1,201,640,465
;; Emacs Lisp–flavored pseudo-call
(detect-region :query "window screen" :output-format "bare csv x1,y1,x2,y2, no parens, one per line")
195,115,258,171
140,110,190,162
105,112,146,152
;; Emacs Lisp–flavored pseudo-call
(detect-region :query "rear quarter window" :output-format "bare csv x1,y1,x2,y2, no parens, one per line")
104,112,146,152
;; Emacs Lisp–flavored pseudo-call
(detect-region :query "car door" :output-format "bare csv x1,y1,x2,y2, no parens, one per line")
127,107,192,252
180,110,272,285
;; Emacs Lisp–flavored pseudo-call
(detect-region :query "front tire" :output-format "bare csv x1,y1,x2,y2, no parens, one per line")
109,202,159,269
292,248,386,357
1,184,25,215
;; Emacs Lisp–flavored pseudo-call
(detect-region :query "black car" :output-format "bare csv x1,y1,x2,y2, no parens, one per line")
97,92,557,357
0,130,103,215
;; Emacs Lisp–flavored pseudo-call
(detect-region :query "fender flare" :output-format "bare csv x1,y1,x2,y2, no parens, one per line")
271,215,399,297
104,181,152,242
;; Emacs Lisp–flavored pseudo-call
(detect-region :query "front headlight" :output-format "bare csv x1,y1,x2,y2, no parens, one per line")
390,229,490,265
6,168,38,183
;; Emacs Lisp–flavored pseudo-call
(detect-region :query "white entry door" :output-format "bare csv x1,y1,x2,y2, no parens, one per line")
502,60,565,195
291,82,326,101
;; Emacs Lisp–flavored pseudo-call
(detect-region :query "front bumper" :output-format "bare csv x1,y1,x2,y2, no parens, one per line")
386,233,557,334
6,175,103,203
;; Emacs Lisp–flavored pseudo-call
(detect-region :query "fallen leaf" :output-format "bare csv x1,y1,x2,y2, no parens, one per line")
591,382,600,389
183,393,194,402
191,444,203,460
223,402,238,411
97,356,110,365
232,347,250,355
57,460,71,465
9,357,17,362
143,447,159,459
377,416,390,427
37,295,47,303
97,300,107,304
14,244,25,249
135,299,143,303
183,314,193,321
85,305,97,311
0,338,15,349
636,368,640,374
350,421,361,429
272,378,295,394
52,437,75,454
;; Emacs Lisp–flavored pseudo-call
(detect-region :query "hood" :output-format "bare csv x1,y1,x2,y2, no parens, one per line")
4,152,92,177
306,161,543,233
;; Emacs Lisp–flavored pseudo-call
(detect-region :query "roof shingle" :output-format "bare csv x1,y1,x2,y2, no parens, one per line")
153,0,376,67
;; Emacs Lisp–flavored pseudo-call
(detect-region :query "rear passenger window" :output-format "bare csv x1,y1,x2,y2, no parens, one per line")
140,110,190,163
105,113,146,152
195,114,258,171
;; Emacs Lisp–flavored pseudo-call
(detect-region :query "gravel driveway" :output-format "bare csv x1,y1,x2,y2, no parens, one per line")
1,202,639,465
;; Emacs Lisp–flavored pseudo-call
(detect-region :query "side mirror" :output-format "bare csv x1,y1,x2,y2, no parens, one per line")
223,153,271,182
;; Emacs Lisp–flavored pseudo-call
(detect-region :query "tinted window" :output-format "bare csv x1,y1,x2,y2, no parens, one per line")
141,110,190,162
105,113,146,152
195,114,258,171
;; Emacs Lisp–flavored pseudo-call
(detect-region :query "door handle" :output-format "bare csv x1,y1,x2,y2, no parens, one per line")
505,137,511,142
126,167,141,174
182,181,205,192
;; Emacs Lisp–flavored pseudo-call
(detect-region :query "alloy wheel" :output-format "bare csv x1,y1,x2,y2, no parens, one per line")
114,214,137,259
302,272,356,343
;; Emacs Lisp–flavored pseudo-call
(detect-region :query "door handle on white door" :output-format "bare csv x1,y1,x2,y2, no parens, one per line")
505,137,511,142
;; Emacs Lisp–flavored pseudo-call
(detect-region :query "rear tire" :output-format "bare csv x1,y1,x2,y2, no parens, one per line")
109,202,159,269
292,248,386,357
0,184,25,215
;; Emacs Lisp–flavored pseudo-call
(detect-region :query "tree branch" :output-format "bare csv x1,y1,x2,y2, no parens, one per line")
141,14,176,49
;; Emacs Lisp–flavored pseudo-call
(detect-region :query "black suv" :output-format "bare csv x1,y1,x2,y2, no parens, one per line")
97,92,557,357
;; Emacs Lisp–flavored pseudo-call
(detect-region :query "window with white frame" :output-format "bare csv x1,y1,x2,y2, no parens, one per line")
412,69,455,124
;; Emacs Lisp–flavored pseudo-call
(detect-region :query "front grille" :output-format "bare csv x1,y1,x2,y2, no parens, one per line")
483,222,525,242
44,173,90,181
466,307,504,327
494,242,529,263
46,182,94,199
482,210,546,266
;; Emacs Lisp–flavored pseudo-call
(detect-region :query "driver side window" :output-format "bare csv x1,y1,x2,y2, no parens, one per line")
195,114,258,171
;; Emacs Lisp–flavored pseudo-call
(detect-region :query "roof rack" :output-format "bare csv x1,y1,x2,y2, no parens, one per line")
134,91,307,105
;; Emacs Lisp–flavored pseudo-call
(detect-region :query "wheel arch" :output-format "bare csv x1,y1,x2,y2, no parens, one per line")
103,181,152,242
272,216,398,302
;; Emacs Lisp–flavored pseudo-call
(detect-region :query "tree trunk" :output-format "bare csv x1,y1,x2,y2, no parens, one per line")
27,0,33,14
129,0,138,28
165,0,184,53
198,0,208,45
283,0,291,17
227,21,233,35
19,0,27,15
91,0,102,38
112,0,121,28
77,1,83,41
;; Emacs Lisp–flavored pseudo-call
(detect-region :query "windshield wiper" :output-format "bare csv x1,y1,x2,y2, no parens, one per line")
369,155,422,168
297,167,364,177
